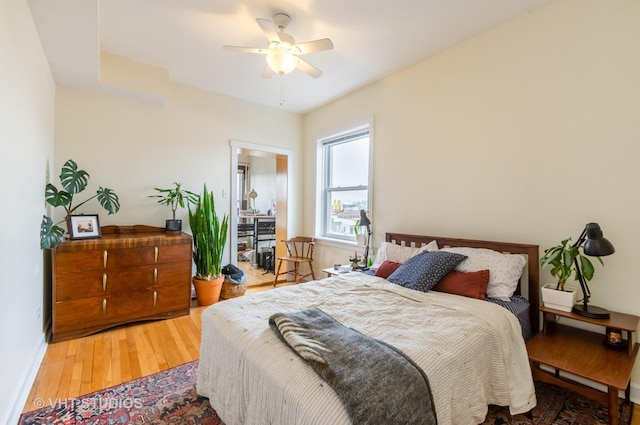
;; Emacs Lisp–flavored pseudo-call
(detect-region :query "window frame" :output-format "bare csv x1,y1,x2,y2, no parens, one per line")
315,119,373,243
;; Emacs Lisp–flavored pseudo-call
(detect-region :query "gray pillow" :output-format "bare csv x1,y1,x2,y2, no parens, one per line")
387,251,468,292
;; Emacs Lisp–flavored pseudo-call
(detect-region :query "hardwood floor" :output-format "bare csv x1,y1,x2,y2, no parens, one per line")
22,303,206,413
21,264,640,423
22,261,285,414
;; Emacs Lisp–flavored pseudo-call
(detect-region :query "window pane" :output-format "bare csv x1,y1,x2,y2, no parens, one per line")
329,137,369,188
327,189,368,238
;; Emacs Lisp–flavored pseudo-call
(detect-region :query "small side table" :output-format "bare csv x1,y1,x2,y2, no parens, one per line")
322,267,340,277
526,306,639,425
322,267,369,277
322,267,355,277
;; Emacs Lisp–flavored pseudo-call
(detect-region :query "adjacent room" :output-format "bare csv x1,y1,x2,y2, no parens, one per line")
2,0,639,424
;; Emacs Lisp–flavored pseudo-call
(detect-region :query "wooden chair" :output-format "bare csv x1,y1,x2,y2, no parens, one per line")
273,237,316,286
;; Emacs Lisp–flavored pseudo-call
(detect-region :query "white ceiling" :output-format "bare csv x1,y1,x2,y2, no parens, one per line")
27,0,552,113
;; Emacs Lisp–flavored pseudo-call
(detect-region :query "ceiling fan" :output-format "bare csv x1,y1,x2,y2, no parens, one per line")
223,13,334,79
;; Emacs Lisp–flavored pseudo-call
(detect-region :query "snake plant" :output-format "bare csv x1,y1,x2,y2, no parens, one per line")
189,183,228,280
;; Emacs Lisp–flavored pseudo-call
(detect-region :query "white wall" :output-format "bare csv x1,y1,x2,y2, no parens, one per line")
304,0,640,387
54,83,303,265
0,0,55,423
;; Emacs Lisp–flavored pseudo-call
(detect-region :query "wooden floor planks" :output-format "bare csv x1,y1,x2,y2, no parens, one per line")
22,261,277,414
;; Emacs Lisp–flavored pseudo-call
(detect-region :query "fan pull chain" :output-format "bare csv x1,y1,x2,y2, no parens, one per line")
280,75,285,106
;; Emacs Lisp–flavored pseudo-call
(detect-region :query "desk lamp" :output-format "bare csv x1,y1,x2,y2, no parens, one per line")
572,222,615,319
359,210,372,268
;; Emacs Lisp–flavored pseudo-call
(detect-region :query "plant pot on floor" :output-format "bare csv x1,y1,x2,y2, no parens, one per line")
192,276,224,306
541,283,578,312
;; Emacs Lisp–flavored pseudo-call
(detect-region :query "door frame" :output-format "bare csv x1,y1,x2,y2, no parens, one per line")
230,140,293,266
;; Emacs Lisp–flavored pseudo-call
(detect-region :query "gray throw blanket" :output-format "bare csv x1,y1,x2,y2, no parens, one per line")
269,308,437,425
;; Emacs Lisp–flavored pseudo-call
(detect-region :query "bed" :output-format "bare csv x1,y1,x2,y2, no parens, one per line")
197,232,540,425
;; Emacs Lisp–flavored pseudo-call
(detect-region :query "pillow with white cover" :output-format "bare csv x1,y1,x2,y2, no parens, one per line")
371,240,439,269
440,247,526,300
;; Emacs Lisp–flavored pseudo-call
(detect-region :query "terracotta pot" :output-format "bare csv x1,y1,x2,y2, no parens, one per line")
192,275,224,306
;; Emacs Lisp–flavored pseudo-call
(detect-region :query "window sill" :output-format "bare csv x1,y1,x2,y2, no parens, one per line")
314,236,362,251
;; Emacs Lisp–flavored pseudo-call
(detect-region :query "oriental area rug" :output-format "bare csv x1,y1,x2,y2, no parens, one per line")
19,360,633,425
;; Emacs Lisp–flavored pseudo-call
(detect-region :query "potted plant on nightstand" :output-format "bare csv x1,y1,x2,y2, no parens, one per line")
149,182,198,232
540,237,601,312
188,183,229,306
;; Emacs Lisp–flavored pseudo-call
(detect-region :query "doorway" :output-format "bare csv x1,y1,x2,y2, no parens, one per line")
230,141,292,282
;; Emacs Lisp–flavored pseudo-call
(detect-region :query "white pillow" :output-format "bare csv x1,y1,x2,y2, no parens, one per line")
440,247,526,300
371,240,439,269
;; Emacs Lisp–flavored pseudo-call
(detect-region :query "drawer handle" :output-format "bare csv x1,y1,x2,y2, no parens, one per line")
102,273,107,291
102,299,107,314
155,246,158,263
103,250,108,268
153,268,158,284
153,290,158,307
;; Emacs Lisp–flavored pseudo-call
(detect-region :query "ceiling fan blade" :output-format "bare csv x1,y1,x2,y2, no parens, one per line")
296,58,323,78
256,18,281,43
296,38,334,54
260,64,275,79
223,45,268,54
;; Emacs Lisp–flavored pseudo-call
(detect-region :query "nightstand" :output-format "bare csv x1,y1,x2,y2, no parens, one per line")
526,306,639,425
322,267,356,277
322,267,341,277
322,267,368,277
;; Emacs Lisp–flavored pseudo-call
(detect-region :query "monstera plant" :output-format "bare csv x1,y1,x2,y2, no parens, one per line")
40,159,120,249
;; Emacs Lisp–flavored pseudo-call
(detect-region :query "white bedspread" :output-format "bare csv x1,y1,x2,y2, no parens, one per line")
197,273,536,425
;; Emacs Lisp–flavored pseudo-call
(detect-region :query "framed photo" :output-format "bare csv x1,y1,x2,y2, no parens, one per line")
605,327,626,349
68,214,102,240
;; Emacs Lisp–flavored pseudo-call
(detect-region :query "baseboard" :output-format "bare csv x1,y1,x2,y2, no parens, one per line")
631,381,640,404
5,335,47,425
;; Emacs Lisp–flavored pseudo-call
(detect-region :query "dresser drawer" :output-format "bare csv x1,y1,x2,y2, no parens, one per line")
54,296,113,333
108,290,155,320
156,243,191,264
55,250,106,273
151,284,191,314
105,247,155,268
104,263,191,291
56,263,192,301
54,247,155,273
54,291,152,333
55,270,108,301
153,262,192,287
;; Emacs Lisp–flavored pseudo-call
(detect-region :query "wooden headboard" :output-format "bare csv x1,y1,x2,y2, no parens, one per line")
385,232,540,333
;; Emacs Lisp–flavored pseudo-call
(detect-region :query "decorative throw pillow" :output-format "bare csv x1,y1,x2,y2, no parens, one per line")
374,260,402,278
371,240,439,269
387,251,467,292
440,247,526,300
433,270,490,300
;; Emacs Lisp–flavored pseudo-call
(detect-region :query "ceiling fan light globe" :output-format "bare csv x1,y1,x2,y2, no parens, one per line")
266,51,299,74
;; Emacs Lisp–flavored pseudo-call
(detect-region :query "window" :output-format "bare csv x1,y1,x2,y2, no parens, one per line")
318,124,371,241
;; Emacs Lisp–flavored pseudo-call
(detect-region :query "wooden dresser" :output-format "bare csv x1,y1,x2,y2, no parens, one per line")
51,225,192,342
